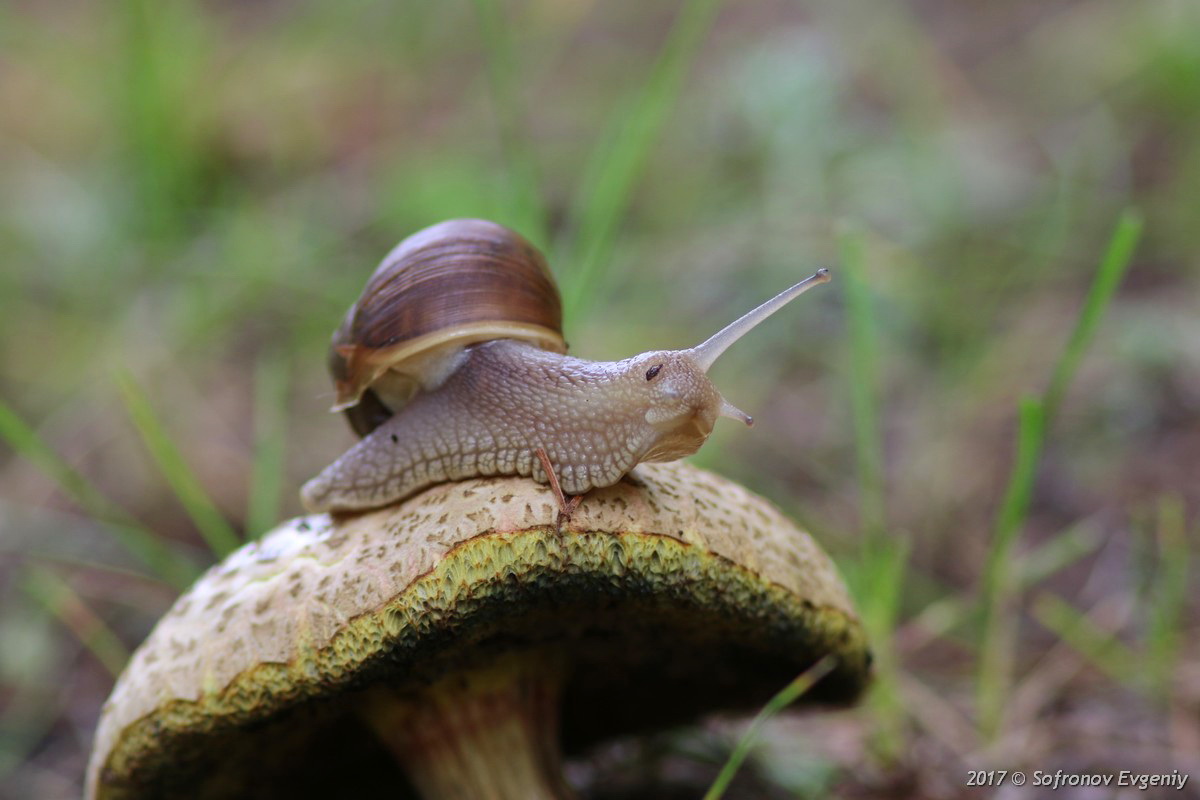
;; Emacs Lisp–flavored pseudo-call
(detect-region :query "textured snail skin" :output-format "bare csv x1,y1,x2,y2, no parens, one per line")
301,340,727,513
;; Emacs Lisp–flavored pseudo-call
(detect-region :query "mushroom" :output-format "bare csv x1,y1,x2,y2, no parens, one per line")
87,462,870,799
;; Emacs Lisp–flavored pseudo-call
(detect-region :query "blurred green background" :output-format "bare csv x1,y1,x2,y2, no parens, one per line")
2,1,1198,797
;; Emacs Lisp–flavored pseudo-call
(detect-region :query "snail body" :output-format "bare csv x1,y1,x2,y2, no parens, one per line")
301,341,723,511
301,219,830,513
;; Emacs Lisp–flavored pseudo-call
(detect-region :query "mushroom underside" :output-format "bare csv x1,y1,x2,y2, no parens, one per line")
95,530,868,799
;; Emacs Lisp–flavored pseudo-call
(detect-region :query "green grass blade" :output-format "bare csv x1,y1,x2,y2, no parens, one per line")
982,396,1047,601
0,399,196,587
838,224,906,756
246,355,289,538
977,209,1140,738
860,537,910,760
1146,495,1189,698
559,0,723,325
117,0,203,242
702,656,837,800
117,372,241,557
470,0,548,246
23,566,130,678
1031,592,1137,685
1043,210,1142,421
977,394,1044,737
907,521,1101,646
1015,519,1102,588
839,224,886,544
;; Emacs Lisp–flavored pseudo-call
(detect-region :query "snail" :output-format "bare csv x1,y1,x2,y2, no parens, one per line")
301,219,830,513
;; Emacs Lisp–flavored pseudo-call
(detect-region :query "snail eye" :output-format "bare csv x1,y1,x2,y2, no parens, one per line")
645,364,663,380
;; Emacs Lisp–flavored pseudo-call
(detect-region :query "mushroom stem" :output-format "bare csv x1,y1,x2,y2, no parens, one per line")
362,652,574,800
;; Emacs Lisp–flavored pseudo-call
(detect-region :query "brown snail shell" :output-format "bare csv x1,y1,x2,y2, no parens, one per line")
329,219,566,436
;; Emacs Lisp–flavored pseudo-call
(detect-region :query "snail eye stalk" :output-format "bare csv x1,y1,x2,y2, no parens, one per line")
687,269,831,372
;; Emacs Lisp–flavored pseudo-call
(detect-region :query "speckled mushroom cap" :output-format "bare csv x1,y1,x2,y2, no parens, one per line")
87,462,869,799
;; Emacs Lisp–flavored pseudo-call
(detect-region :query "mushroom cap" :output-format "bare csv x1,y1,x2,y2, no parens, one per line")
87,462,870,799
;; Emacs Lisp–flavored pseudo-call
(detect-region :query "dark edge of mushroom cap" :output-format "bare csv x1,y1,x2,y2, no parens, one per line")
88,462,870,799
